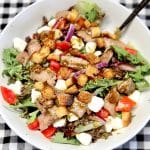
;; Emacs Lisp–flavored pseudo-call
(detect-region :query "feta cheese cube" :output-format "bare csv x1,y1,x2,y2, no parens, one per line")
8,81,23,95
37,26,50,34
105,116,123,132
53,29,63,40
53,118,66,127
54,49,63,55
31,89,41,103
76,133,92,145
94,51,102,57
88,96,104,112
85,42,96,53
55,79,67,90
71,36,84,50
67,113,79,122
129,90,141,103
48,18,56,28
13,37,27,52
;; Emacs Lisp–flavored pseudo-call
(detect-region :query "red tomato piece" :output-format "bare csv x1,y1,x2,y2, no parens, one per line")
28,119,39,130
116,96,136,112
56,41,71,51
0,86,16,104
50,60,61,72
96,108,109,119
125,47,137,55
41,126,56,139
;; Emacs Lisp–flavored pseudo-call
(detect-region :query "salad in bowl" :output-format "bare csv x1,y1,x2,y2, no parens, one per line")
1,0,150,146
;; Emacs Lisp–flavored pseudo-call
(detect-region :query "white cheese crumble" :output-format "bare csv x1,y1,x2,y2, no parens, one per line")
37,26,50,34
31,89,41,103
53,118,66,127
13,37,27,52
55,79,67,90
76,133,92,145
71,36,84,50
85,41,96,53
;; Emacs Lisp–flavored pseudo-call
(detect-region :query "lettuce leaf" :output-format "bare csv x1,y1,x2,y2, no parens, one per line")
51,132,80,145
2,48,30,82
83,79,119,97
112,46,148,65
27,110,40,124
75,0,103,22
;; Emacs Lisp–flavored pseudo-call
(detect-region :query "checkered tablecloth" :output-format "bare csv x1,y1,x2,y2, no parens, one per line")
0,0,150,149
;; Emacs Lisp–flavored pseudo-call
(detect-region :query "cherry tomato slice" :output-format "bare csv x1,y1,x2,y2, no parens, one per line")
96,108,109,119
50,60,61,73
56,41,71,51
28,119,39,130
42,126,56,139
1,86,16,104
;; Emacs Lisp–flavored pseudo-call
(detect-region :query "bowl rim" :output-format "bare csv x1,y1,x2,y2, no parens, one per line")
0,0,150,149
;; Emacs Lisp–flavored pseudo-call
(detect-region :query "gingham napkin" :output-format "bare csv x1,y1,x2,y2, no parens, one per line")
0,0,150,150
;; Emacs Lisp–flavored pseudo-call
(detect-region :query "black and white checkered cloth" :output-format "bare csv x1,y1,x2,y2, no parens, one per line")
0,0,150,149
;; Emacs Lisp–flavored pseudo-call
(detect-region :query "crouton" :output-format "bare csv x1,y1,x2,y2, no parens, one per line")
40,46,50,58
58,67,72,80
34,82,44,91
77,74,88,86
85,53,100,64
84,20,91,28
43,39,55,50
42,85,56,99
102,32,117,40
90,27,101,38
47,53,60,61
65,78,74,87
122,112,132,127
77,91,92,103
67,9,79,22
65,85,78,94
56,106,68,118
86,65,99,77
56,93,74,106
31,52,43,64
103,68,115,79
96,38,105,48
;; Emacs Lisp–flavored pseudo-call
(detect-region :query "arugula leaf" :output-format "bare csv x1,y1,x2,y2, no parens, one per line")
27,110,40,124
125,65,150,91
11,98,36,109
79,49,86,54
83,79,119,97
3,48,19,66
75,0,103,22
112,46,148,65
51,132,80,145
2,48,30,82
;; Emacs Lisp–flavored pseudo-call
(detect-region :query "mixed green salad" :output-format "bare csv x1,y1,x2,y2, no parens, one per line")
1,0,150,146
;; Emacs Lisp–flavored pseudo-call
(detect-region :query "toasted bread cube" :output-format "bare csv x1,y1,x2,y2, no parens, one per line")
42,85,56,99
56,93,73,106
31,52,43,64
122,112,131,127
103,68,115,79
40,46,50,58
77,74,88,87
96,38,105,48
56,106,68,118
86,65,99,77
47,53,60,61
67,9,79,22
34,82,44,91
65,85,78,94
77,91,92,103
84,20,91,28
65,77,74,87
90,27,101,38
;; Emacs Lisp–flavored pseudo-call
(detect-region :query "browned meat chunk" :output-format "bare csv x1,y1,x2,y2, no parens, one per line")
103,38,126,49
77,91,92,104
56,92,74,106
61,55,89,70
69,98,87,118
27,39,41,57
77,30,94,42
16,51,29,64
103,68,115,79
104,100,116,116
105,88,120,104
30,69,56,86
117,78,135,95
99,49,113,64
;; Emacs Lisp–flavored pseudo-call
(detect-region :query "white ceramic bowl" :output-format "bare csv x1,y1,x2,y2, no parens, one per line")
0,0,150,149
